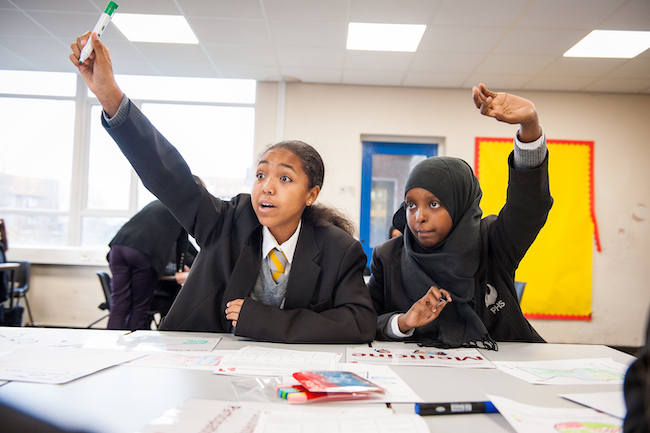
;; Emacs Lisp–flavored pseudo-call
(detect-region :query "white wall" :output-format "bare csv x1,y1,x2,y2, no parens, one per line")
16,81,650,347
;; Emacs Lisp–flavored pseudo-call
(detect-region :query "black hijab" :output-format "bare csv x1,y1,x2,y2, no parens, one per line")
393,156,496,349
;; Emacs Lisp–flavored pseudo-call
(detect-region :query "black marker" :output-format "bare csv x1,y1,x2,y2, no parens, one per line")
416,401,498,415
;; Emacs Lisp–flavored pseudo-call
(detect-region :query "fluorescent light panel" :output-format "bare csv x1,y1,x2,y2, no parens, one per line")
564,30,650,59
347,22,426,52
112,13,198,44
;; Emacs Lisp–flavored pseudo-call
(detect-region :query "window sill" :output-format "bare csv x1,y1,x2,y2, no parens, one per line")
7,247,109,267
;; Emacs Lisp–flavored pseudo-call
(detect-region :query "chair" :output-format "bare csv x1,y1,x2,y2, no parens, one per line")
514,281,526,303
88,270,168,330
10,261,32,326
87,271,112,328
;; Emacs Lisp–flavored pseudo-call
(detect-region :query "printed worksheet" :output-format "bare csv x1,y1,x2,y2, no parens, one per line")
252,410,430,433
0,346,144,384
215,345,341,376
83,331,221,352
139,399,395,433
493,358,628,385
560,391,626,419
126,350,233,370
346,346,495,368
487,394,622,433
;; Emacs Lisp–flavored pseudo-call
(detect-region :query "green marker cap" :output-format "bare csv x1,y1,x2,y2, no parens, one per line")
104,1,119,17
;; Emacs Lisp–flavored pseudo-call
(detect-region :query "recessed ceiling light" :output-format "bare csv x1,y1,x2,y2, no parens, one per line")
346,22,426,52
564,30,650,59
112,13,199,44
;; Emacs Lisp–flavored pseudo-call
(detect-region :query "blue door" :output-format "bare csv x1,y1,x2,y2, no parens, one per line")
360,142,437,268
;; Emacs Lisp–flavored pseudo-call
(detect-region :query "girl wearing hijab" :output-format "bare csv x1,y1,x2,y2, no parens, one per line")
367,84,553,349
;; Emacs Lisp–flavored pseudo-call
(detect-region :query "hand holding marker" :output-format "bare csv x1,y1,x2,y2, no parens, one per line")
78,1,119,65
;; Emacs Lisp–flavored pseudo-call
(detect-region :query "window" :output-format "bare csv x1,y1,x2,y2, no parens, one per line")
0,71,256,260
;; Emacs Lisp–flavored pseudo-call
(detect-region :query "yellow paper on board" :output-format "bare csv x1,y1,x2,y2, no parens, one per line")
476,138,596,320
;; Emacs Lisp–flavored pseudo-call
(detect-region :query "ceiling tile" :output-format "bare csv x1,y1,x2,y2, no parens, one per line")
0,46,37,70
204,44,278,67
523,76,596,92
475,53,556,75
402,71,467,88
516,0,628,30
147,60,220,78
11,0,98,12
106,0,181,15
542,57,625,78
410,51,485,73
493,28,589,55
279,67,342,84
189,17,271,45
268,20,346,48
462,74,532,90
584,77,650,93
276,46,345,69
343,69,405,86
607,57,650,79
0,10,51,37
431,0,530,26
344,51,414,71
349,0,440,24
0,1,17,9
0,0,647,94
177,0,264,19
262,0,349,22
113,61,161,77
219,64,282,81
29,11,100,40
132,43,208,63
418,26,508,53
599,0,650,31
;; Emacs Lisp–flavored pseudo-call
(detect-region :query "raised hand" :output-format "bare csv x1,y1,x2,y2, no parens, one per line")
69,32,123,117
472,83,542,142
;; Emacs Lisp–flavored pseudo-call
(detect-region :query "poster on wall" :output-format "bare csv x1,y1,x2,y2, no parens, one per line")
475,137,599,320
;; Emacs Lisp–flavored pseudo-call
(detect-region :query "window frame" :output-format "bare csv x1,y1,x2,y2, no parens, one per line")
2,74,256,265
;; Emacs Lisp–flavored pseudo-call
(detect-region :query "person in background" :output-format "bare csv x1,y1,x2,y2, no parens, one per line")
107,178,200,330
0,219,8,303
624,311,650,433
71,32,376,343
368,84,551,349
389,225,402,239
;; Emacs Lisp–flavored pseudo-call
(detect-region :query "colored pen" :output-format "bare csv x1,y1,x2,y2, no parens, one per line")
415,401,498,415
78,1,119,65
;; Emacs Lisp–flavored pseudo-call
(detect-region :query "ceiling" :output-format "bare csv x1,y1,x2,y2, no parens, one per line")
1,0,650,94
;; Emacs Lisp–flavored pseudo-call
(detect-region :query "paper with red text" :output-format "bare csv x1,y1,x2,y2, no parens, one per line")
345,347,495,368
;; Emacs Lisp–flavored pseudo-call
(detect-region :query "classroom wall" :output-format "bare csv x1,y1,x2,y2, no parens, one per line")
17,81,650,347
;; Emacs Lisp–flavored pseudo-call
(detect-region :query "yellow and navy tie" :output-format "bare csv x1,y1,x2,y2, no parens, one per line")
269,248,287,283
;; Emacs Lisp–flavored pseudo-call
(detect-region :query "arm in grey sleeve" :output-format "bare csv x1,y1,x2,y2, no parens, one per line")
102,93,130,127
513,126,547,170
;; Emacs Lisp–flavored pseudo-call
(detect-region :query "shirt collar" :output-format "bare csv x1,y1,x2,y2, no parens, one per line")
262,219,301,264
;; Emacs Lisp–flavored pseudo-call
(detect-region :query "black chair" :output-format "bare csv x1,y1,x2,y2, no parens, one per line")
87,271,112,328
10,261,32,326
88,270,169,330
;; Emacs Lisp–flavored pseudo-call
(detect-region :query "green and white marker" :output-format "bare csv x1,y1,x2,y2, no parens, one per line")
78,1,119,65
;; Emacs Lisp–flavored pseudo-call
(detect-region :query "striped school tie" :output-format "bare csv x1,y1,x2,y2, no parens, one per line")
269,248,287,283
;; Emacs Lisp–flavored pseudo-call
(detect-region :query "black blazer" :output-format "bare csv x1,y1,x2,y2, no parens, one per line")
109,200,188,278
103,100,376,343
369,153,551,343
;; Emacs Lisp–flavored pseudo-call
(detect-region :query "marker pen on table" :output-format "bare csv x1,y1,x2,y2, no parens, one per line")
416,401,498,416
78,1,119,65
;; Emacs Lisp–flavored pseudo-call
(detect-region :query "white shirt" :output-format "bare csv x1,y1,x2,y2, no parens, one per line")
261,220,302,278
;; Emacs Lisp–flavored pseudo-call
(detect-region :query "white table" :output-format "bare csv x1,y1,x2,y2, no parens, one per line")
0,327,636,433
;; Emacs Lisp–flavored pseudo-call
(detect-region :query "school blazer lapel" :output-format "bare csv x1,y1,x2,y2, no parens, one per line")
222,226,263,303
283,222,320,310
